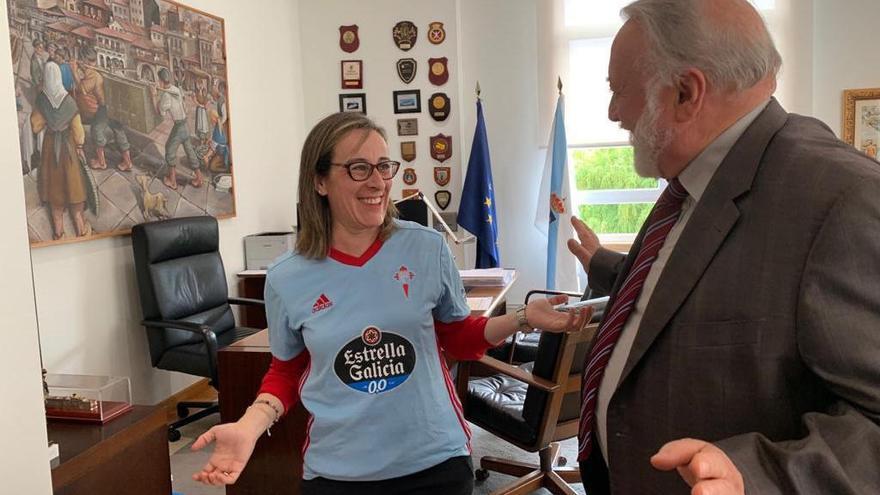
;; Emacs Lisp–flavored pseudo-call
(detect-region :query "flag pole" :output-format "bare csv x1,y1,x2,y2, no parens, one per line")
476,81,481,100
557,76,563,95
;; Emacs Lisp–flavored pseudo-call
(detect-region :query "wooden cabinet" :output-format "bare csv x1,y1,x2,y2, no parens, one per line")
48,405,171,495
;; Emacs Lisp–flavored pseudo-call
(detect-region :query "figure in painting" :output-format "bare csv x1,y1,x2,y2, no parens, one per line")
30,56,97,239
74,47,133,171
152,67,204,190
862,138,878,159
204,81,229,172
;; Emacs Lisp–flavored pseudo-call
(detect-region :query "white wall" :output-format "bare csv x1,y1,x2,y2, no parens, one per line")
30,0,305,404
298,0,462,210
457,0,547,302
812,0,880,134
0,2,53,493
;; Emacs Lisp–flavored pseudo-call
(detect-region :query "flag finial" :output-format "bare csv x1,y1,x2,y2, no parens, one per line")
476,81,481,99
557,76,563,95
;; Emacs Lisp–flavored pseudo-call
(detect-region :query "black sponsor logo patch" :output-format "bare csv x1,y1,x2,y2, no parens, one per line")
334,326,416,394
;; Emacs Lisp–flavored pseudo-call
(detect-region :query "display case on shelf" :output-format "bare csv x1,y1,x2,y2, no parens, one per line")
44,374,132,424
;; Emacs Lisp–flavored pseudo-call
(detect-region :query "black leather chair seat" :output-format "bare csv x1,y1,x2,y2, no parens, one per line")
157,326,261,378
466,362,537,445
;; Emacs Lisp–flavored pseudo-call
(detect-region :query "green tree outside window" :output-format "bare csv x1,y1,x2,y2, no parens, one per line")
571,147,656,234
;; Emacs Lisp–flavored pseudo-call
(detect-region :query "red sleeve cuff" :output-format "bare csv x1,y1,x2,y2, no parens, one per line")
434,316,492,360
257,350,310,414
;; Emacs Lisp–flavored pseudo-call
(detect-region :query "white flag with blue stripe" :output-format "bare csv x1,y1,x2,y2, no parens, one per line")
535,94,579,291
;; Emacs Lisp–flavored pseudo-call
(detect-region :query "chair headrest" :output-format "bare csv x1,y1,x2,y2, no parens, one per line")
131,216,219,264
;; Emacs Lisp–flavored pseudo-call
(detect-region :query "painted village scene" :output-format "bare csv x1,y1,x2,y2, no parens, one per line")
7,0,235,246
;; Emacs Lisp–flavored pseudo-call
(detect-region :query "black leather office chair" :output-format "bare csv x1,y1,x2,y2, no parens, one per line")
488,288,607,364
131,216,263,441
457,320,599,494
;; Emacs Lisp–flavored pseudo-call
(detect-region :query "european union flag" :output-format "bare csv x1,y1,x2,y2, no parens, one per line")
457,100,500,268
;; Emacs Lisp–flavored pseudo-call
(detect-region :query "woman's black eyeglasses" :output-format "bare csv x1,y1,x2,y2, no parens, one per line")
330,160,401,181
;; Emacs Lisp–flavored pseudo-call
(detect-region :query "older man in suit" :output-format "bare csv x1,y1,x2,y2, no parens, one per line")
568,0,880,494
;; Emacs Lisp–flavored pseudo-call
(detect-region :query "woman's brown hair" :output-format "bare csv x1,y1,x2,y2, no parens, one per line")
295,112,397,259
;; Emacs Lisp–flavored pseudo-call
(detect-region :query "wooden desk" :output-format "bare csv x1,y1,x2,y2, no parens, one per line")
48,405,171,495
221,273,516,495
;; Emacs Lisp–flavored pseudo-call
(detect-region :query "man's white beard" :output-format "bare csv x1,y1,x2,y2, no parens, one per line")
630,85,675,178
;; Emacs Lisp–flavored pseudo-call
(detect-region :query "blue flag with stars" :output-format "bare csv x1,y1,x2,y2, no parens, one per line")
457,100,500,268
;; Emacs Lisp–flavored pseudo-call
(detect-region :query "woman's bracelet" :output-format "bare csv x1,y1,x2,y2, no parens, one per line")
248,399,283,436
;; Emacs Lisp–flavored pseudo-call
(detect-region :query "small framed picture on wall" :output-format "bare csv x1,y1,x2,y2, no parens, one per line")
393,89,421,114
842,87,880,162
339,93,367,114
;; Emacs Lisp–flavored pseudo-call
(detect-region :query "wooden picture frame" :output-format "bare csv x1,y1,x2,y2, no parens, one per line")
9,0,237,247
393,89,421,114
842,87,880,161
339,93,367,114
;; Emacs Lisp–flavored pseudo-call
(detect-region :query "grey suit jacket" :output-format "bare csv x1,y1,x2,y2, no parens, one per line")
581,99,880,495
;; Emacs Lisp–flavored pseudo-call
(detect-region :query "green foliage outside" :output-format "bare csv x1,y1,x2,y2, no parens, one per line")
578,203,653,235
572,147,656,190
572,146,656,234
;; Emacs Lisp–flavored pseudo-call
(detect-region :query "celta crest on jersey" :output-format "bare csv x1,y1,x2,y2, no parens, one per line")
393,265,415,298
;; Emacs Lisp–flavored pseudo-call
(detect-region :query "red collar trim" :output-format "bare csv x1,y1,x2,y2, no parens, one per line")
328,238,383,267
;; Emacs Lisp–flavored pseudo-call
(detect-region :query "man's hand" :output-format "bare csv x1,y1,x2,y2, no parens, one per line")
651,438,744,495
567,217,601,271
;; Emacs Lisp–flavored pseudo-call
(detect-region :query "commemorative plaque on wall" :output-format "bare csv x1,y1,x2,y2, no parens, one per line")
396,58,417,84
402,168,417,185
427,22,445,44
393,21,418,50
435,190,451,210
430,134,452,162
340,25,360,52
429,92,450,121
433,166,450,186
397,118,419,136
401,141,416,162
428,57,449,85
341,60,363,89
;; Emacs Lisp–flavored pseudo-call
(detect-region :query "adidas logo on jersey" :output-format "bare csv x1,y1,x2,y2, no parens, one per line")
312,293,333,313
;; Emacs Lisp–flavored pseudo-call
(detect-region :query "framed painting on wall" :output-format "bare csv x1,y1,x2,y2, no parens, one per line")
7,0,236,247
842,87,880,162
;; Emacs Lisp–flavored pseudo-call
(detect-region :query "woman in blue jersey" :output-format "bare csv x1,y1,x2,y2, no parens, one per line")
191,112,589,494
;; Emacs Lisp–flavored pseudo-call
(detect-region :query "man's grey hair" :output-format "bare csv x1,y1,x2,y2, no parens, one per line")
622,0,781,92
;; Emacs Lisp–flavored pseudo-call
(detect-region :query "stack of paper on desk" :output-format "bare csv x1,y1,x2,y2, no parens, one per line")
458,268,514,287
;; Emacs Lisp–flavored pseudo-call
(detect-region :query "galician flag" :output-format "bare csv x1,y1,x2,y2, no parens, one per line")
535,91,579,291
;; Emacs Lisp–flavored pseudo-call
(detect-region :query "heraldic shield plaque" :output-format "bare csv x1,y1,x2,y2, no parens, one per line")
430,134,452,162
428,57,449,85
435,190,451,210
393,21,418,50
401,141,416,161
340,25,359,52
397,58,416,84
433,166,450,186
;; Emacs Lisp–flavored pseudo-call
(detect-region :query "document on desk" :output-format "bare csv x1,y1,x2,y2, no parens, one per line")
466,297,493,312
459,268,514,287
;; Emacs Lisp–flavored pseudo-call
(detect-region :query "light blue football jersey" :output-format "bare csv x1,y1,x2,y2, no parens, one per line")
265,220,472,481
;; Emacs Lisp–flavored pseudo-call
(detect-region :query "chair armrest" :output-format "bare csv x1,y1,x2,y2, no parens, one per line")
141,318,212,335
228,297,265,307
524,289,583,304
474,355,560,392
141,318,219,383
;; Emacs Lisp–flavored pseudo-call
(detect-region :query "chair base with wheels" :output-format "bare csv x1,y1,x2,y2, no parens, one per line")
476,441,582,495
168,399,219,442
